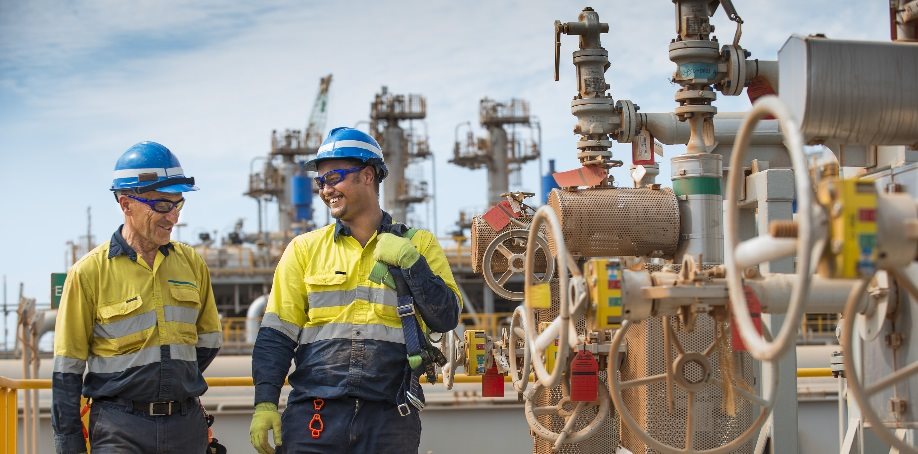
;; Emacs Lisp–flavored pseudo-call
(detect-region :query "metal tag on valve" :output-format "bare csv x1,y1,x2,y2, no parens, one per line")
526,282,552,309
493,349,511,374
481,363,505,397
569,350,599,402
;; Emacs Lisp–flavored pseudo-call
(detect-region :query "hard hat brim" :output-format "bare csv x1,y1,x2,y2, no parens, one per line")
155,183,199,193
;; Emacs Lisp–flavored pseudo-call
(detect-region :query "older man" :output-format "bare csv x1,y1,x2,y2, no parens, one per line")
52,141,222,453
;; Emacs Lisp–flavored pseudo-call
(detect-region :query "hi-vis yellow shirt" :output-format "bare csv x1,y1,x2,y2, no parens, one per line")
51,227,222,448
253,215,462,406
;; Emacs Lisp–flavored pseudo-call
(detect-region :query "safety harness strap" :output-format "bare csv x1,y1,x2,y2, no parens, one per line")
366,226,432,415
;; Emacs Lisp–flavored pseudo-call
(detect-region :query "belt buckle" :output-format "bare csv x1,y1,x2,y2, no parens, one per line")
397,403,411,416
149,401,173,416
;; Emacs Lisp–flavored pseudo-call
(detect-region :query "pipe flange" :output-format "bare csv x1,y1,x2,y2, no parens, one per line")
719,44,747,96
616,99,638,143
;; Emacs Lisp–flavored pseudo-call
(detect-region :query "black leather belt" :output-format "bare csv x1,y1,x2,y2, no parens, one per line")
96,396,195,416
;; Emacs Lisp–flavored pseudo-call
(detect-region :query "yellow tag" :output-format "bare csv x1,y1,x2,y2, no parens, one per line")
526,282,551,309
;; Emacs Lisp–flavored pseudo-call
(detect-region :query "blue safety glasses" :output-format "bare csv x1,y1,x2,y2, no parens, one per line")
126,194,185,213
314,166,366,189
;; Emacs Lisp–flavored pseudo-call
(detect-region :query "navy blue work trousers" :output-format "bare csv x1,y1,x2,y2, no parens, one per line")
88,397,208,454
278,397,421,453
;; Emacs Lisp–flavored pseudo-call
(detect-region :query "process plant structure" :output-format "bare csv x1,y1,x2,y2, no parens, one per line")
437,2,918,453
451,97,542,206
369,86,434,227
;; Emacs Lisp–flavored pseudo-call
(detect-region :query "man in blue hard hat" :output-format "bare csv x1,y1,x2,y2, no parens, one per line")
249,127,463,453
52,141,223,453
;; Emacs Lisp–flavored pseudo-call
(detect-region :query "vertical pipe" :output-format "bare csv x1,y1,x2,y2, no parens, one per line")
487,126,510,205
382,123,406,222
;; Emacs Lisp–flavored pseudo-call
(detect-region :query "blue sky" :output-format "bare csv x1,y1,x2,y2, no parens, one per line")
0,0,889,312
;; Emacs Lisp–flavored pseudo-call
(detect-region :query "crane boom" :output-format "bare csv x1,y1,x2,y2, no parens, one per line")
304,74,332,150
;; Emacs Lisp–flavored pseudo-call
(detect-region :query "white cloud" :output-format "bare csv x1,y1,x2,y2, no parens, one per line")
0,0,890,307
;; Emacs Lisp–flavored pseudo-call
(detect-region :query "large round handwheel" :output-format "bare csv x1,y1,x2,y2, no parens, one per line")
523,381,611,451
508,305,533,393
608,318,777,454
724,95,816,361
440,330,464,390
482,229,555,301
842,276,918,454
522,206,582,389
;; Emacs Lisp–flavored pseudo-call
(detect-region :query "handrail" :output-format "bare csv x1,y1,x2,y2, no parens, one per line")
0,367,835,453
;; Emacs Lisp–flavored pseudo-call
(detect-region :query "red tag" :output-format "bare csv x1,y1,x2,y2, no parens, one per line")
731,286,763,352
481,363,505,397
569,350,599,402
551,165,607,188
632,129,656,165
481,200,521,231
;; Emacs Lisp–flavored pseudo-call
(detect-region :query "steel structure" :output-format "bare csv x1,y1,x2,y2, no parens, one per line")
369,86,433,225
451,98,541,205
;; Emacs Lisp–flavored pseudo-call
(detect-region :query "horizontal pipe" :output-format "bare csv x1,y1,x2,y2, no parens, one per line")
746,274,868,314
642,112,785,146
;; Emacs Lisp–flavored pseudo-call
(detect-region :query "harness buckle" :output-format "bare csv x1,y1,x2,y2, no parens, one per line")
407,392,425,411
397,402,411,416
149,401,173,416
396,303,416,318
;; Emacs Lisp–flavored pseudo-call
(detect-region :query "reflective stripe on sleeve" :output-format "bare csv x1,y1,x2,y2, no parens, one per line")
93,311,157,339
196,331,223,349
261,312,302,343
53,356,87,374
170,344,197,361
298,322,404,345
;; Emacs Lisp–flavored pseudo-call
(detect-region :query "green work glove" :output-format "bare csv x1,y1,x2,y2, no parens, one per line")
375,233,420,268
250,402,282,454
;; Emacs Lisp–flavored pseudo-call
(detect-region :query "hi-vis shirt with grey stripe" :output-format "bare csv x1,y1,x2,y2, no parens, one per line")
52,227,223,452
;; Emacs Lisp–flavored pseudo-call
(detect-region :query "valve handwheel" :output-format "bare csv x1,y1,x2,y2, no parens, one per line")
724,95,817,361
522,206,582,388
482,229,555,301
608,318,777,454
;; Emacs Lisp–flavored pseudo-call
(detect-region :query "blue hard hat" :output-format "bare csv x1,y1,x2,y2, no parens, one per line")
110,141,199,193
305,127,388,181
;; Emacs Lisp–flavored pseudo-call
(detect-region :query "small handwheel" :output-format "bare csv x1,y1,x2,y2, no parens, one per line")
725,95,816,361
522,206,582,388
842,276,918,454
523,381,611,451
482,229,555,301
608,318,776,454
440,330,464,390
508,305,532,393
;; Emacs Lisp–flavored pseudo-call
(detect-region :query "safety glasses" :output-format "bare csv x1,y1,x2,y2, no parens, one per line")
314,166,366,189
126,194,185,213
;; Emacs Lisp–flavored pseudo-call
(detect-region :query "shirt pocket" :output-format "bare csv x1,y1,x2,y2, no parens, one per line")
369,286,401,324
168,286,202,344
97,295,150,353
303,274,348,323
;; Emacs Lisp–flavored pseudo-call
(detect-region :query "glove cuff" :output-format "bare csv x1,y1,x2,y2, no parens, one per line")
254,402,278,412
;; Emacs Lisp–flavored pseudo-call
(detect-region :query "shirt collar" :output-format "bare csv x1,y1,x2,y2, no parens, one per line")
108,225,175,261
333,211,407,240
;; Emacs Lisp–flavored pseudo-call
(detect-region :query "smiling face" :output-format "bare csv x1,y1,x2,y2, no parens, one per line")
316,159,376,222
119,190,183,250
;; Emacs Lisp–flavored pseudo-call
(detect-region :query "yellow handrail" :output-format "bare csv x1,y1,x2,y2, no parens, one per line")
0,367,835,453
